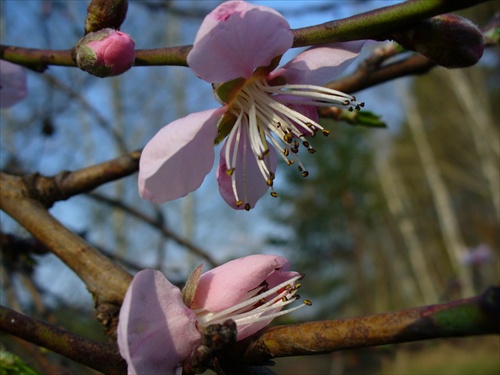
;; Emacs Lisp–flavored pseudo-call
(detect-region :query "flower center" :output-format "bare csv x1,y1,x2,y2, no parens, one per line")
223,76,364,210
192,274,311,331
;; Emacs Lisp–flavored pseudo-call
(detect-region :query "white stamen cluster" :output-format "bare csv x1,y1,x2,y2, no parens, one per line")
224,77,364,210
193,274,310,330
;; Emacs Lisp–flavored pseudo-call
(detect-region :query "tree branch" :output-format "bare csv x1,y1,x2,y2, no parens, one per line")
0,305,126,375
233,286,500,364
0,0,487,70
20,150,141,207
0,172,132,334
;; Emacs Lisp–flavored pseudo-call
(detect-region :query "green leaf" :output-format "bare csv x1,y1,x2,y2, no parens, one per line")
0,351,40,375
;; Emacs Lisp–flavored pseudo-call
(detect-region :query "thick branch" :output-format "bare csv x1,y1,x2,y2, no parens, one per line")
0,305,126,375
234,286,500,364
0,172,132,332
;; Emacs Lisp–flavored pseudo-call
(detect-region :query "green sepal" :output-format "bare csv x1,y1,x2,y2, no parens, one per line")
342,110,386,128
215,112,238,145
214,77,246,104
182,263,204,308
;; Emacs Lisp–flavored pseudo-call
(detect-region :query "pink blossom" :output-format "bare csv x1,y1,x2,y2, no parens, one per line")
75,28,135,77
0,60,27,108
139,0,366,210
117,254,308,374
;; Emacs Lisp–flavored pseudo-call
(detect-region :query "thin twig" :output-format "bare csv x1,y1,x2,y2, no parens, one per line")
88,192,218,267
0,0,488,69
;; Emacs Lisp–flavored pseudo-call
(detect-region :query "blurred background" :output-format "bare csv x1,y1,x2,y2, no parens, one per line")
1,1,498,374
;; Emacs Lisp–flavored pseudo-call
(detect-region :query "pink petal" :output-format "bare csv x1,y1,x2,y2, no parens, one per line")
216,126,278,210
191,254,296,312
188,1,293,83
0,60,27,108
270,40,368,86
117,269,200,375
139,108,224,203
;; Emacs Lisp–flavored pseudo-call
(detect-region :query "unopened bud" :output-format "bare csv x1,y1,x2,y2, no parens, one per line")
75,28,135,78
85,0,128,34
0,60,27,108
394,14,484,69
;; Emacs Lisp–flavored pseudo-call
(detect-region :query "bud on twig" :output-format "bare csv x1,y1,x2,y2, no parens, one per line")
74,28,135,78
393,14,484,69
85,0,128,34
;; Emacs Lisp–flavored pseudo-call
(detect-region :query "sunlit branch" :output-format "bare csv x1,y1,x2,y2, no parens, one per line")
233,286,500,364
0,0,487,69
0,305,126,375
291,0,489,47
88,192,219,267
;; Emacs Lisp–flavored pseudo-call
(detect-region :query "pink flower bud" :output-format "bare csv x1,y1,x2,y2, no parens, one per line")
394,14,484,69
75,28,135,77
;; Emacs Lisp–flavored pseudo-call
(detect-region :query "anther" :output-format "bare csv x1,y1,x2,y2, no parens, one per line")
291,147,299,153
270,191,278,198
322,129,330,136
226,168,235,176
302,141,310,148
244,203,251,211
266,179,273,186
236,200,243,207
307,148,316,154
302,171,309,177
303,299,312,306
284,148,289,157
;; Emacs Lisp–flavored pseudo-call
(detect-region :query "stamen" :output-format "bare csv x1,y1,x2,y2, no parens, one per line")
223,76,364,207
196,275,302,325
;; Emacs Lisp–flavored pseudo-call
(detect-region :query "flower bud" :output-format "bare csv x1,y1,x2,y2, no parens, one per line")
75,28,135,78
394,14,484,69
85,0,128,34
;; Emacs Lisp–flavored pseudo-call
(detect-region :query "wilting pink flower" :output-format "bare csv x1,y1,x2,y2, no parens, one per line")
75,28,135,77
118,254,308,375
0,60,27,108
139,0,366,210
